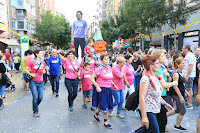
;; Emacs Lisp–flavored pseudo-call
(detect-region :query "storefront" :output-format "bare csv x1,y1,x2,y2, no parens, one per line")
183,30,199,52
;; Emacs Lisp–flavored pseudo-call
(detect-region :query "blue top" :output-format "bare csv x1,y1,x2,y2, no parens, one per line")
72,20,87,38
47,56,61,75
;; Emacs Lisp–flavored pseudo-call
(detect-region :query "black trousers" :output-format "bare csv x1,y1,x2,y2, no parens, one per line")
14,63,20,71
74,38,85,58
156,96,173,133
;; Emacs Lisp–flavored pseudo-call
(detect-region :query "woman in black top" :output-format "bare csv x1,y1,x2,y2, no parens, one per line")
0,54,7,98
167,57,187,131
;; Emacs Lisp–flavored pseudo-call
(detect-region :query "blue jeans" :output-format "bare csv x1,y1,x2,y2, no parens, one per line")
112,89,124,114
64,78,78,107
29,81,44,113
0,85,6,96
50,74,60,93
146,112,160,133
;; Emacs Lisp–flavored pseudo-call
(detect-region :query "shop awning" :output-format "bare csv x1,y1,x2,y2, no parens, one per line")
0,39,20,46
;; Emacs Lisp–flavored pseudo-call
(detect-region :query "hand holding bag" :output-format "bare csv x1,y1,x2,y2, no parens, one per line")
25,63,41,83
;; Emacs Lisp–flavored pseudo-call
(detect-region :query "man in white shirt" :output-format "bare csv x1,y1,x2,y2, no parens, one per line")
182,44,196,109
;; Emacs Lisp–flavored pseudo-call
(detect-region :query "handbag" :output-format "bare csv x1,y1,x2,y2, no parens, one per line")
133,126,149,133
125,88,139,111
25,63,41,83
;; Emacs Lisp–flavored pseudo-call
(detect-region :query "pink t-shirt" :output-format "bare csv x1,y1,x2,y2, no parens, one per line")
27,60,46,82
64,58,80,79
125,64,135,85
84,45,93,55
80,70,92,91
111,66,125,90
95,66,113,88
25,55,34,71
81,57,96,72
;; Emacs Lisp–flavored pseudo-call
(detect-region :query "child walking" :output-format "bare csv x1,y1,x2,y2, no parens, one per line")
79,62,93,110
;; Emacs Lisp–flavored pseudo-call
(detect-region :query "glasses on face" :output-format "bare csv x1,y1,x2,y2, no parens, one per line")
152,62,159,65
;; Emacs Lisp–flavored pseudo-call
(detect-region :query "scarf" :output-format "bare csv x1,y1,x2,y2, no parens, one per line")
144,70,162,90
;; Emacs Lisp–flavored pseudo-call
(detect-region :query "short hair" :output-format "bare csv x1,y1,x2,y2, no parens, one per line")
24,51,28,56
68,50,76,56
173,57,184,69
127,47,133,54
124,54,132,60
27,50,32,55
33,50,42,58
5,49,9,52
117,56,126,64
141,55,157,71
151,48,166,58
100,53,109,61
147,49,153,55
84,62,90,67
183,44,191,51
76,11,83,15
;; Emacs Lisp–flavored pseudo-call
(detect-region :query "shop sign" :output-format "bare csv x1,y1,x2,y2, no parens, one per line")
184,31,199,37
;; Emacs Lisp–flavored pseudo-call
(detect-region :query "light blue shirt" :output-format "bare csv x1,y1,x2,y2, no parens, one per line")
72,20,87,38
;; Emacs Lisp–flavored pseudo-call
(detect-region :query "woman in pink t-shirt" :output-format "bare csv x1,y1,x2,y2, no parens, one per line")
122,55,135,109
90,53,114,129
110,57,129,118
25,50,46,118
57,50,80,112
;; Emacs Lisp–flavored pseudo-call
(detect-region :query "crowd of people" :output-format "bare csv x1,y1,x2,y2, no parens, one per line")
0,42,200,132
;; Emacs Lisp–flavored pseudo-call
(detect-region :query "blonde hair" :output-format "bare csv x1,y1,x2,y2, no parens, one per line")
151,48,166,58
117,56,126,64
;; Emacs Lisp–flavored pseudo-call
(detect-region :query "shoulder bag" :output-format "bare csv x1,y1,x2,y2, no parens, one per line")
25,62,42,83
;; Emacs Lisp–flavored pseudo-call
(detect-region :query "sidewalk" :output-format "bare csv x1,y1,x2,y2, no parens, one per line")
3,71,26,103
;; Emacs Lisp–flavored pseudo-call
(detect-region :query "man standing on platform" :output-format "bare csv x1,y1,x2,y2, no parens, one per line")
71,11,88,58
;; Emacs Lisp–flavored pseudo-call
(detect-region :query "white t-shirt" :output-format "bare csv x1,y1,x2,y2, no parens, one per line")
182,52,196,77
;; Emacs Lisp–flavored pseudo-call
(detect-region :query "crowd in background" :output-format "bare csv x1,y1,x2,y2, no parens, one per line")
0,42,200,132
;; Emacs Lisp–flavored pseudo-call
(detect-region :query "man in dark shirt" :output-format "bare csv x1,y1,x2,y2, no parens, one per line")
132,52,142,90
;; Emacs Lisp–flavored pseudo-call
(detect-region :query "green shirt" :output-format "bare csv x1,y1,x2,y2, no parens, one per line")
156,67,167,96
21,57,26,73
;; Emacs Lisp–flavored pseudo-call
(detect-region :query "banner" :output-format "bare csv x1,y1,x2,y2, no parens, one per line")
20,35,29,59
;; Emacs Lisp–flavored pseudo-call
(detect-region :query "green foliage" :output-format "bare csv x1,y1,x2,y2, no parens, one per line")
33,10,71,49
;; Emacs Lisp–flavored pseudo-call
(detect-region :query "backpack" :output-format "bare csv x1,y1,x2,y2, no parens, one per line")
125,89,139,111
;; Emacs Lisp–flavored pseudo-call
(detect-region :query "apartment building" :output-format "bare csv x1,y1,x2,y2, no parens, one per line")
105,0,119,17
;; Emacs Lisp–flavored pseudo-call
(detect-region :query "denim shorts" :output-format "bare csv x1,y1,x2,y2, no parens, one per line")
185,77,195,90
83,90,93,97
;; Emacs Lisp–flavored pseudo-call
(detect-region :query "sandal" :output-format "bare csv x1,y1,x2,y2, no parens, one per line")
94,113,101,122
104,119,112,129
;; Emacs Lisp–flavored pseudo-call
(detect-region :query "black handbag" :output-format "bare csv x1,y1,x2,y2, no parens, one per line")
134,126,149,133
125,88,139,111
25,63,41,83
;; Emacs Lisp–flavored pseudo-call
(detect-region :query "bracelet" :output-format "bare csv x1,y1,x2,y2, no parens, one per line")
163,102,167,107
172,82,174,87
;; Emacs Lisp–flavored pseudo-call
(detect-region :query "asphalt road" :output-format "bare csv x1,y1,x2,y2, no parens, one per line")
0,75,199,133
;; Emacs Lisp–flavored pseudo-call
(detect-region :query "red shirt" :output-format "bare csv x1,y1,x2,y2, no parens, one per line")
111,66,125,90
3,52,11,63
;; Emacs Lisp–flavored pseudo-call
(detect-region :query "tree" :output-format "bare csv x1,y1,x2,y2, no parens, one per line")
33,10,71,49
165,0,199,50
121,0,166,42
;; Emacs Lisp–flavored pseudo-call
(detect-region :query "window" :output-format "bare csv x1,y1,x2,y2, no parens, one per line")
11,0,16,7
18,21,24,29
27,2,31,12
31,6,35,16
12,19,16,29
27,22,31,31
17,9,24,15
